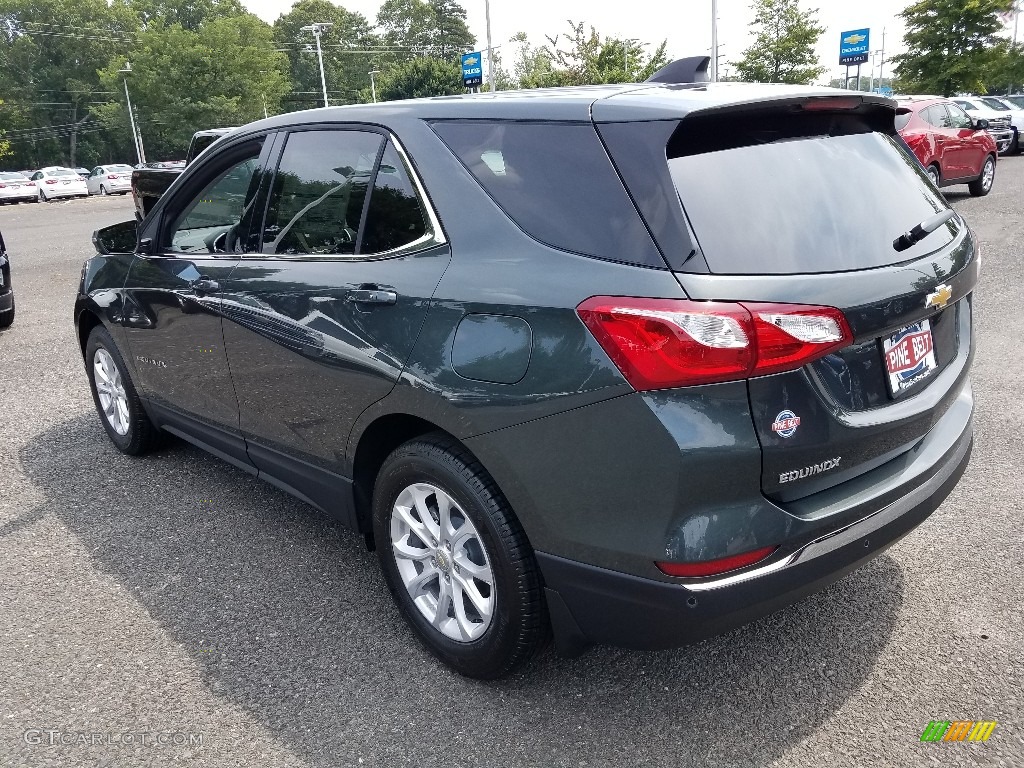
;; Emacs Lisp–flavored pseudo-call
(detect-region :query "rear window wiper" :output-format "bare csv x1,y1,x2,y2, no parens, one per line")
892,209,956,252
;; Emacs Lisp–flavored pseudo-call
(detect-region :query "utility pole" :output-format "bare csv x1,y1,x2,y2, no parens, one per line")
485,0,495,92
301,23,333,107
878,27,886,89
368,70,381,103
711,0,719,81
119,62,144,164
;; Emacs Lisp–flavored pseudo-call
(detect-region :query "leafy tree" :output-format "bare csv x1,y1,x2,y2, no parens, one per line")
372,55,463,101
892,0,1015,96
95,13,289,160
983,38,1024,93
376,0,474,60
731,0,825,84
0,101,10,159
511,22,668,88
273,0,376,110
129,0,246,32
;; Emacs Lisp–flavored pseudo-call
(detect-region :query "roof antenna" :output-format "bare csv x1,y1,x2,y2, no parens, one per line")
645,56,712,84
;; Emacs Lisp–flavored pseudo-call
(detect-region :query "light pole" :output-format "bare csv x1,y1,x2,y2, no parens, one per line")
301,23,333,107
368,70,381,103
711,0,719,82
623,38,640,81
119,62,145,164
484,0,495,92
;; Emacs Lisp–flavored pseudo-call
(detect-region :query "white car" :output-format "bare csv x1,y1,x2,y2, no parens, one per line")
952,98,1015,153
86,164,134,196
0,172,39,204
973,96,1024,153
31,167,89,201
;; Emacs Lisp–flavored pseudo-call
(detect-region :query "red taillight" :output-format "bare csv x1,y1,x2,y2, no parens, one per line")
107,174,119,179
656,545,778,578
576,297,852,391
0,184,6,189
45,179,58,184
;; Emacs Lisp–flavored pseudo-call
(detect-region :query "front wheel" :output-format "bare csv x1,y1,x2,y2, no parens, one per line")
85,326,160,455
372,434,548,679
969,155,996,197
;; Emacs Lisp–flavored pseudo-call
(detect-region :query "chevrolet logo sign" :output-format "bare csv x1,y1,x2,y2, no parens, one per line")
843,33,867,45
925,284,953,309
463,55,479,65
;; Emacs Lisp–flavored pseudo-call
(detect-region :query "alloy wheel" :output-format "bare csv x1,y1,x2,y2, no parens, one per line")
389,482,495,642
93,348,130,435
982,158,995,191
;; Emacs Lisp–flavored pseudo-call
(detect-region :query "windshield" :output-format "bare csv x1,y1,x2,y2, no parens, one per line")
1005,95,1024,108
980,97,1010,111
954,100,978,111
48,169,77,177
669,131,957,275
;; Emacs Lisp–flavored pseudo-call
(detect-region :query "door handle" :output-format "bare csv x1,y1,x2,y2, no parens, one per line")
190,278,221,294
347,288,397,305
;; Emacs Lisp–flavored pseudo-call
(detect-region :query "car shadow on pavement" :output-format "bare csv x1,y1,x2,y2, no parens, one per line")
22,414,905,768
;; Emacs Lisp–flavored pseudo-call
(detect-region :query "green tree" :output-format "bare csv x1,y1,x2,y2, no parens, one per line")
376,0,474,60
96,13,289,160
372,55,462,101
892,0,1015,96
273,0,376,110
983,39,1024,93
511,22,668,88
731,0,825,84
0,100,10,159
129,0,246,32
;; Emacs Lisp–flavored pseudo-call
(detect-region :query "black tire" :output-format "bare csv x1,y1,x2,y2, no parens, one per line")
100,185,107,195
0,297,13,328
1010,129,1020,155
37,190,46,202
969,155,996,197
926,163,941,187
85,325,160,455
372,433,548,679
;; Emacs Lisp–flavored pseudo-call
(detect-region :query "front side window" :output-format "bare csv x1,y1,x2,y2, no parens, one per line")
263,130,383,256
946,104,973,129
167,141,263,254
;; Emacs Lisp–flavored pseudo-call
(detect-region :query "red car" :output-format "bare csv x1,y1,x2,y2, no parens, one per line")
896,97,997,196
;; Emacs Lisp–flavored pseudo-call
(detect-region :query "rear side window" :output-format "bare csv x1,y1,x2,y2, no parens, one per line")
666,110,956,274
431,121,663,267
263,130,382,256
361,141,429,254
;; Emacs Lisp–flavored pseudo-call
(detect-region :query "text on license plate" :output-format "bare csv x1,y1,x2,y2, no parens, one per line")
882,319,938,395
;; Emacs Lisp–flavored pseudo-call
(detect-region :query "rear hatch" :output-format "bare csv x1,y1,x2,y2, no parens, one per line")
596,88,977,502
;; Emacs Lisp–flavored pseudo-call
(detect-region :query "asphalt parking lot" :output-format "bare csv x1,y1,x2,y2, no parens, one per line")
1,166,1022,768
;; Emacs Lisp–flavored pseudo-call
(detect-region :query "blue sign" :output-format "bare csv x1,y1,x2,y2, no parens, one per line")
461,51,483,88
839,28,870,66
874,86,893,95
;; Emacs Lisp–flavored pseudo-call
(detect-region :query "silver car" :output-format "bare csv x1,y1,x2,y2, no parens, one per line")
87,164,135,196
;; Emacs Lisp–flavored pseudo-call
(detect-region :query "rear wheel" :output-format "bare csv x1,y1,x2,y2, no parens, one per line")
0,298,13,328
37,189,46,202
968,155,996,197
926,164,940,187
85,326,160,455
372,433,548,679
100,185,107,195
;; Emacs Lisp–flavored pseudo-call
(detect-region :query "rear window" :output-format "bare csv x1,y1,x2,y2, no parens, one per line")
0,172,26,180
106,164,133,172
48,169,77,177
431,121,663,267
895,112,912,130
667,116,956,274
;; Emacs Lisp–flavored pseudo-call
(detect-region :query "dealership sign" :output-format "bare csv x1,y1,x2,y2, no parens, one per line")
839,28,870,65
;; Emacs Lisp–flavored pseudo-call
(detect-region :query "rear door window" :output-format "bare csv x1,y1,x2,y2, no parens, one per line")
431,121,662,267
666,115,956,274
360,141,430,254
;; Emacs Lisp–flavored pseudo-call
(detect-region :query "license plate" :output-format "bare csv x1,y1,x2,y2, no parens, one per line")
62,180,71,185
883,319,938,396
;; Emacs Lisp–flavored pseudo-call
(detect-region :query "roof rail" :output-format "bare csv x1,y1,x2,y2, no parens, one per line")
645,56,711,85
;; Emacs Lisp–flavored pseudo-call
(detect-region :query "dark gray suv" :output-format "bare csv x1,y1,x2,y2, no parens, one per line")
75,73,976,678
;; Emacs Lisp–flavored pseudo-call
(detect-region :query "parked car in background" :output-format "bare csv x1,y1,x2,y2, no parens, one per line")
971,96,1024,153
17,170,35,179
897,97,998,195
0,229,14,328
0,172,39,204
951,97,1014,153
1002,94,1024,110
131,127,235,217
31,167,89,201
78,76,977,678
74,167,90,179
87,164,135,196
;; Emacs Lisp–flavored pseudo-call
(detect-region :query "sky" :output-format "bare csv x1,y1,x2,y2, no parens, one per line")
237,0,1003,86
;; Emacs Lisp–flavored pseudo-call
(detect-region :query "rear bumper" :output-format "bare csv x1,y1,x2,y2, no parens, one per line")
540,411,973,653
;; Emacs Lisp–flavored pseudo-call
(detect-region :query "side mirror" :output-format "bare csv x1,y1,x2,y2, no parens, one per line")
973,118,990,130
92,220,139,255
